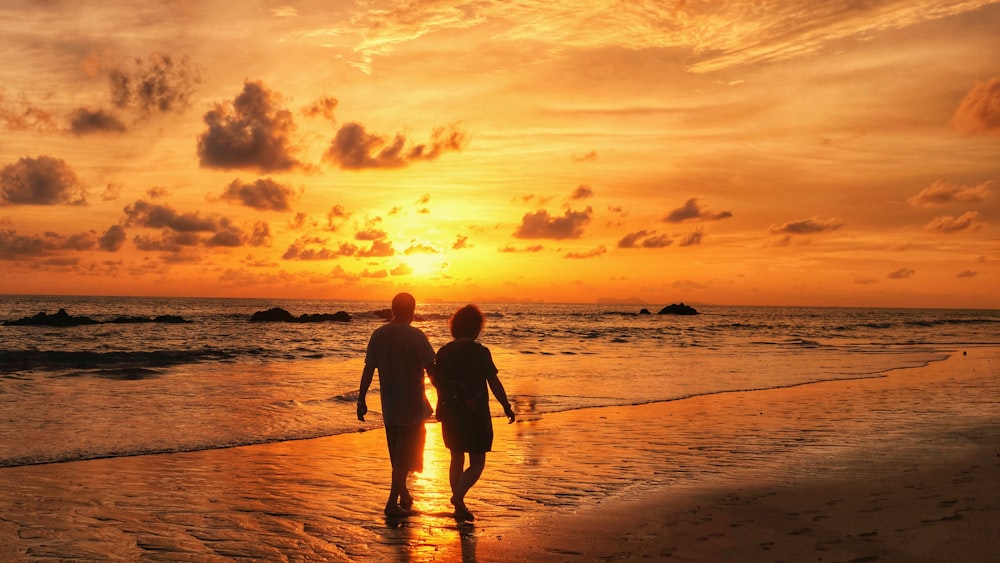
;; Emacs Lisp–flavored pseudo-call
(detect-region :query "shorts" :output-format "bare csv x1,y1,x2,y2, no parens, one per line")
384,423,426,472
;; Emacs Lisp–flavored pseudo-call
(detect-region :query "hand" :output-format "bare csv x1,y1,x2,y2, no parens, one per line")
357,401,368,422
504,405,516,424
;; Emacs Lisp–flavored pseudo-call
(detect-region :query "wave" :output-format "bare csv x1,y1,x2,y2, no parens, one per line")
0,349,236,372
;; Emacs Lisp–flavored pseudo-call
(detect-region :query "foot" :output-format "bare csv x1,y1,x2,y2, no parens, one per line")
400,494,414,511
450,496,475,521
384,503,410,517
454,505,475,521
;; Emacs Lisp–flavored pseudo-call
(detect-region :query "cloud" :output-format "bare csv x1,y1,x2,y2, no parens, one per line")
952,76,1000,135
679,229,704,247
618,229,673,248
499,244,545,253
221,178,296,211
197,80,300,172
356,227,388,241
99,225,126,251
513,206,592,239
404,243,438,255
887,268,916,280
956,270,978,278
907,180,994,207
109,52,199,115
0,89,57,132
570,184,594,200
68,108,127,135
360,268,388,279
325,122,467,169
572,150,598,162
282,237,359,260
303,95,338,120
565,245,606,259
925,211,981,233
123,200,270,248
0,226,104,259
452,234,470,250
391,263,413,276
0,156,86,206
326,204,352,230
358,239,395,257
769,216,844,235
663,198,732,223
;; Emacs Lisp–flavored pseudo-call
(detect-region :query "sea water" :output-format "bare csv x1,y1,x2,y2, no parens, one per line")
1,294,997,468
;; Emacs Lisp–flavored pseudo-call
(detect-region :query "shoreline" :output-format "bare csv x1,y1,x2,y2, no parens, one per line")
0,348,997,561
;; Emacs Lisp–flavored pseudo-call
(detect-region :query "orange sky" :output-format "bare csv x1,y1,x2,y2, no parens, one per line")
1,1,998,307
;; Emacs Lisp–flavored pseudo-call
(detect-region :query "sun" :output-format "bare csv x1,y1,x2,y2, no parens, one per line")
400,252,447,279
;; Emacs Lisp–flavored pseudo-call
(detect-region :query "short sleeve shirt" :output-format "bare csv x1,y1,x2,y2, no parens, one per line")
365,323,436,425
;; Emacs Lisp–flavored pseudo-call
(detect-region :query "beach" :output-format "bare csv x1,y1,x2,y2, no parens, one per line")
1,348,997,561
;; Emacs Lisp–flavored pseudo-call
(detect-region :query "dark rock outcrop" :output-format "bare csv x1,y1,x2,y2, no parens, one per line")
3,309,99,327
3,309,193,326
250,307,351,323
639,308,651,315
657,303,699,315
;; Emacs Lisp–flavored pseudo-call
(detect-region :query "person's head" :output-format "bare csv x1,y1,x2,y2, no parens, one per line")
391,292,417,323
450,304,485,340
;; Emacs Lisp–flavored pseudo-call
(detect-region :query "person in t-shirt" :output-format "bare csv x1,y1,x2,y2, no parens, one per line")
430,304,515,521
357,292,436,517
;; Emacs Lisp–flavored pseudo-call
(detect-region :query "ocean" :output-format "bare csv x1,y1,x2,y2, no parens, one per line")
1,294,998,469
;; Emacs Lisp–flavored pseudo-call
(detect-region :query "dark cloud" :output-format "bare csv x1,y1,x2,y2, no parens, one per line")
907,180,993,207
197,80,300,172
452,234,470,250
565,245,606,259
663,198,732,223
0,156,86,206
68,108,127,135
768,217,843,235
679,229,703,247
110,52,199,115
925,211,981,233
99,225,126,251
513,207,592,240
618,229,673,248
887,268,916,279
101,183,122,202
123,199,270,248
952,76,1000,135
361,268,388,279
956,270,978,278
303,95,338,120
282,237,359,260
570,184,594,200
0,226,103,259
325,122,466,169
221,178,296,211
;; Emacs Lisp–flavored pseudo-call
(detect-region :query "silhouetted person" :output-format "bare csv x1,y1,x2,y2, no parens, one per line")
357,292,436,517
430,304,515,521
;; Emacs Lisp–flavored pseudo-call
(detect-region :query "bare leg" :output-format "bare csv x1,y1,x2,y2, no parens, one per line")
451,451,486,520
384,466,410,516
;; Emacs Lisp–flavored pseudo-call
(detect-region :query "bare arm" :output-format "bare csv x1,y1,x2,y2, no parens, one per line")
487,374,515,423
357,364,375,421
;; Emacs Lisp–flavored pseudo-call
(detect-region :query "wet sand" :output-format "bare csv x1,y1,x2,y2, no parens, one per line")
1,348,997,561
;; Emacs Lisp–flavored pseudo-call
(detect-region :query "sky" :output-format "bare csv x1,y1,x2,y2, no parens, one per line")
1,0,998,308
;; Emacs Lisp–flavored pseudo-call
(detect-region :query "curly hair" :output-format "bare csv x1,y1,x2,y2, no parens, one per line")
449,304,484,339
